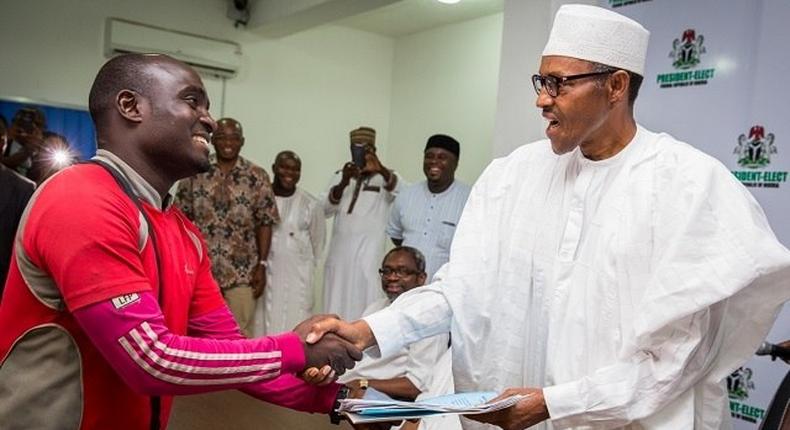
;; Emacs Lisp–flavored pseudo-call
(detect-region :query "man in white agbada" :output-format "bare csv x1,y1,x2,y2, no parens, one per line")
253,151,325,336
304,5,790,429
338,246,460,430
322,127,401,320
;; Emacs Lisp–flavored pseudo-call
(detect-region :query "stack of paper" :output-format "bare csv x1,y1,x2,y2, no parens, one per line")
339,388,526,424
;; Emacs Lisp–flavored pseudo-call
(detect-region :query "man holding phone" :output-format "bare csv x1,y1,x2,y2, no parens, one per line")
322,126,400,320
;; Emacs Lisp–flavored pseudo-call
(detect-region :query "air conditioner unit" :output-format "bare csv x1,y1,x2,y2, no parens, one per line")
105,18,242,78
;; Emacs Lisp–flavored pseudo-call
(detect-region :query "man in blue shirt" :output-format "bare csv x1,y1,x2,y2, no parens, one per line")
387,134,470,279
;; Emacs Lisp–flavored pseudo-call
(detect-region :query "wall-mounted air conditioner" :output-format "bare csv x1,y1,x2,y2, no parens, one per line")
104,18,242,79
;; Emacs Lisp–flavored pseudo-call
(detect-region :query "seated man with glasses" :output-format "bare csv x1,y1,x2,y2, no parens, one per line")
337,246,460,430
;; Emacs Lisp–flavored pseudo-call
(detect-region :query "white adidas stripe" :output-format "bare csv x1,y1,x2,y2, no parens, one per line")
140,322,282,361
119,337,280,386
128,328,281,375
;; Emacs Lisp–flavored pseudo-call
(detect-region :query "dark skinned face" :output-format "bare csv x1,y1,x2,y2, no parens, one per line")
139,60,216,178
536,56,611,155
423,147,457,186
273,156,301,191
212,120,244,163
379,251,427,302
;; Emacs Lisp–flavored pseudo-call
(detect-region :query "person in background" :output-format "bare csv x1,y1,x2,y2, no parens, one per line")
253,150,325,336
305,5,790,430
322,126,401,320
387,134,470,279
0,53,360,430
0,114,35,293
0,107,46,178
175,117,278,337
337,246,460,430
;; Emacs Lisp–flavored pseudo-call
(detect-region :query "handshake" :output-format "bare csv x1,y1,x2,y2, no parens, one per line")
291,315,377,383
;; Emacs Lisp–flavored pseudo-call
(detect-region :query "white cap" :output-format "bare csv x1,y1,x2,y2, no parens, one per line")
542,4,649,75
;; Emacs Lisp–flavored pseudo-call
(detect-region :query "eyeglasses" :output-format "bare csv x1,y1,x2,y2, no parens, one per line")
531,70,614,98
378,267,419,278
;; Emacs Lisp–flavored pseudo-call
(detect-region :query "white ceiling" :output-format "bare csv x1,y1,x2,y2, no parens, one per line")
335,0,504,37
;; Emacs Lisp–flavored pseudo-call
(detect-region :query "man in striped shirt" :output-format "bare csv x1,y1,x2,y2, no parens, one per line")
387,134,470,279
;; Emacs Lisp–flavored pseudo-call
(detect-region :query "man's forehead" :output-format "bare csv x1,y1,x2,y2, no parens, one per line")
383,251,416,268
145,59,205,90
425,147,455,157
276,155,300,166
215,120,242,134
539,55,595,75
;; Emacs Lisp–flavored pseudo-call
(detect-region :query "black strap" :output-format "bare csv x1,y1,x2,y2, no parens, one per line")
84,159,163,430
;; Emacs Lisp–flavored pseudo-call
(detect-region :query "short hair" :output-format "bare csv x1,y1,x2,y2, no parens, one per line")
216,117,243,135
383,246,426,274
88,54,160,126
274,150,301,164
590,61,643,106
13,107,46,129
43,131,68,144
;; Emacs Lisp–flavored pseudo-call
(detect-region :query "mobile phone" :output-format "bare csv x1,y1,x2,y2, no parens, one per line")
351,143,366,168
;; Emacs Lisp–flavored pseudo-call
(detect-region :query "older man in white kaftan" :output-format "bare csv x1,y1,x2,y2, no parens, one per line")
306,5,790,430
253,151,325,336
322,127,401,320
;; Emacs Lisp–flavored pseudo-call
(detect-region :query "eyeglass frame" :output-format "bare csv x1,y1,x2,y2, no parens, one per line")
531,70,616,98
378,267,420,278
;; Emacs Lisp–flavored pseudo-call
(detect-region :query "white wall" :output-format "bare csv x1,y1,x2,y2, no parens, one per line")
386,13,504,185
218,26,394,194
492,0,552,158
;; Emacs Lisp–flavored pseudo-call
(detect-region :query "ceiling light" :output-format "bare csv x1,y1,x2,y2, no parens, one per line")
437,0,461,4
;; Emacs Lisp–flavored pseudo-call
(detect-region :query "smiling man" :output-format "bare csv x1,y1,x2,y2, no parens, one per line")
387,134,470,279
305,5,790,430
252,150,325,336
0,54,361,430
175,117,279,338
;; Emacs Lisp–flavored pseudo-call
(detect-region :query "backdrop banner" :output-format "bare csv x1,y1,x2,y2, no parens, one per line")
601,0,790,428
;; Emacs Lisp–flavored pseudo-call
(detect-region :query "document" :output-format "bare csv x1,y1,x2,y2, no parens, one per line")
339,388,526,424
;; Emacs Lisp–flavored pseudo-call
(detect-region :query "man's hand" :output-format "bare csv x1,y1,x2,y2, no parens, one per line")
341,161,360,184
300,365,336,386
298,315,376,352
468,388,549,430
304,333,362,376
362,150,386,175
293,315,363,376
251,265,265,299
779,340,790,365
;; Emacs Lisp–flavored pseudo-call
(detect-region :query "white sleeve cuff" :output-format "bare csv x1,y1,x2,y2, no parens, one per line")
543,379,587,428
362,308,407,359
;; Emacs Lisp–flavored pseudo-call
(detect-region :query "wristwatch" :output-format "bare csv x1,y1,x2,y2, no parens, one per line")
329,385,350,425
358,378,369,390
257,260,268,267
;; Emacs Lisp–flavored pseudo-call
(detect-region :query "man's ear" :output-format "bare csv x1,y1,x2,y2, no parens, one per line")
116,89,144,123
607,70,630,105
417,273,427,286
